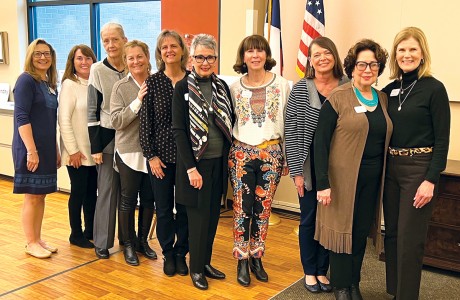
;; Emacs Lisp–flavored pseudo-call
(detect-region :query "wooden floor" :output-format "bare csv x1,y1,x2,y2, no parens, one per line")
0,177,303,299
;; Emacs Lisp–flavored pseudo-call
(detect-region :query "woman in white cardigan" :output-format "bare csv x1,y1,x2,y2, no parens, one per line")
59,45,97,248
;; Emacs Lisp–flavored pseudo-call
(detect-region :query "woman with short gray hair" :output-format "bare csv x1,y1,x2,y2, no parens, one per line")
172,33,233,290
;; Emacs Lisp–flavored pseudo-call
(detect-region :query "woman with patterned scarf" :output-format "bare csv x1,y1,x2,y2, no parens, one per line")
172,34,233,291
228,35,290,287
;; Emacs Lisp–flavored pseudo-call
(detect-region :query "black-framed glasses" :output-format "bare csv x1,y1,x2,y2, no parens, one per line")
355,61,380,71
193,55,217,64
33,51,52,58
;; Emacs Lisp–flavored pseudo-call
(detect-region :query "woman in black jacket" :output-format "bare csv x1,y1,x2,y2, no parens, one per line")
172,33,233,291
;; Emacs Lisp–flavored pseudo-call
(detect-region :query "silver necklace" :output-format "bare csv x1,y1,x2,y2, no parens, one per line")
398,80,417,111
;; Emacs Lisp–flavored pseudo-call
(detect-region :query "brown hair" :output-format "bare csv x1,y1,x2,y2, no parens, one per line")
389,27,432,79
233,35,276,74
155,30,189,72
61,44,97,83
343,39,388,79
23,39,58,90
305,36,344,79
123,40,151,74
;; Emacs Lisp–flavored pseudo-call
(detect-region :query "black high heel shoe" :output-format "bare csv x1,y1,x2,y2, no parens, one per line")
249,257,268,282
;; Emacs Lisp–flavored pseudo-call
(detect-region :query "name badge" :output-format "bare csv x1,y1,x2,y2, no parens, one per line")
354,106,367,113
390,89,400,97
49,88,56,95
184,93,189,101
242,90,252,98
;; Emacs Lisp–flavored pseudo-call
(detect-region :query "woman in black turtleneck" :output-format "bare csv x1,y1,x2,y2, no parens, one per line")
382,27,450,300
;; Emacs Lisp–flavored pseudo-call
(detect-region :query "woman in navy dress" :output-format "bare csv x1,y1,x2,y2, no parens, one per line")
12,39,61,259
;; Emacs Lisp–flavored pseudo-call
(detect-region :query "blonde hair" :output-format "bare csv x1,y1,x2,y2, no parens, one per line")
123,40,151,74
389,27,432,79
24,39,58,90
62,44,97,83
155,30,189,71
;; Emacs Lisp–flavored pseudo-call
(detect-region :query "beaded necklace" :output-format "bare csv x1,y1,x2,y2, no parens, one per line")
353,85,378,107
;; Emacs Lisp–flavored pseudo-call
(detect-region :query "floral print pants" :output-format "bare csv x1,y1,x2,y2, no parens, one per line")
228,140,283,259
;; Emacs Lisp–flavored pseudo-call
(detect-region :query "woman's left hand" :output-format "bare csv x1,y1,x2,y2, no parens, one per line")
138,82,148,102
413,180,434,208
281,166,289,176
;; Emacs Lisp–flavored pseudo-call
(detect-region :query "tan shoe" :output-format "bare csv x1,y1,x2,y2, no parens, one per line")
25,244,51,259
40,240,58,253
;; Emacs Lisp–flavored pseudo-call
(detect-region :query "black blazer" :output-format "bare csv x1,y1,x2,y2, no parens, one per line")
172,75,233,207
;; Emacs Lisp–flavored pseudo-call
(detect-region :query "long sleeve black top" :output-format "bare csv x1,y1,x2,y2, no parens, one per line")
382,69,450,183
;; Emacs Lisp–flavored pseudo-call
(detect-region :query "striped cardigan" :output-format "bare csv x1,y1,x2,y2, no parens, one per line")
285,77,348,191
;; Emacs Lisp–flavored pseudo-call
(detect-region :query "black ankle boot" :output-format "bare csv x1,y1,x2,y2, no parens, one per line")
123,241,139,266
333,287,352,300
249,257,268,282
237,259,251,287
136,207,157,259
119,209,139,266
350,284,363,300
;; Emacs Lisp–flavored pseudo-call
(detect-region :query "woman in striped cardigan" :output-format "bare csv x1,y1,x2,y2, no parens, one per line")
285,37,347,294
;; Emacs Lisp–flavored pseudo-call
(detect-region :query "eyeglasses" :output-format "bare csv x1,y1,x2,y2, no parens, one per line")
33,51,52,58
355,61,380,71
193,55,217,64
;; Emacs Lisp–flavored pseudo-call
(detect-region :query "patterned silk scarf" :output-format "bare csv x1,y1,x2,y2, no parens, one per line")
187,69,232,160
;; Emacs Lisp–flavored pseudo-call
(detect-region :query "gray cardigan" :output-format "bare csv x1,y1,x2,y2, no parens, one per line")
285,77,348,191
110,76,142,154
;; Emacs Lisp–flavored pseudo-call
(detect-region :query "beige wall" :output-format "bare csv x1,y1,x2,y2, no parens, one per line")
0,0,27,101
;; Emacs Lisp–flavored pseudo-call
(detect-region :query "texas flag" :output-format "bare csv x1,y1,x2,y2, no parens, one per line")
264,0,283,75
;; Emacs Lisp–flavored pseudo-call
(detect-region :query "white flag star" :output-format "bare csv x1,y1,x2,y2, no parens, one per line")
317,9,322,14
316,0,320,6
308,1,312,6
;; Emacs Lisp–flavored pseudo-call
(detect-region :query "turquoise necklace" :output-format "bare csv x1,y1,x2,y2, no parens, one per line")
353,85,378,107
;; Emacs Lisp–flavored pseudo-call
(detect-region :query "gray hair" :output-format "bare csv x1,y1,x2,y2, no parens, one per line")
100,22,126,39
190,34,217,56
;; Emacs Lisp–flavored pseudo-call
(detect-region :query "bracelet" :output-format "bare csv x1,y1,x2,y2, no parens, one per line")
187,167,196,174
27,150,38,156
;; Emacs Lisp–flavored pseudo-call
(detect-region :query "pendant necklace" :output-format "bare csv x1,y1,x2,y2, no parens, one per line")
398,80,417,111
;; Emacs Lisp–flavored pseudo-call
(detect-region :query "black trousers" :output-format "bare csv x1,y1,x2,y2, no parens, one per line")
299,187,329,276
186,157,223,274
66,165,97,237
330,161,382,288
383,153,435,300
147,161,188,256
115,153,155,211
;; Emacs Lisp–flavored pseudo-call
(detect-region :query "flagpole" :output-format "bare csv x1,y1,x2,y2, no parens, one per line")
267,0,272,42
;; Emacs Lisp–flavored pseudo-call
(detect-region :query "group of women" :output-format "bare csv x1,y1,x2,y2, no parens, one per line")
12,24,449,299
286,27,449,300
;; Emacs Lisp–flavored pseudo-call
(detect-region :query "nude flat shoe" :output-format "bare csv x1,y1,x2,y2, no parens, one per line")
40,241,58,253
25,244,51,259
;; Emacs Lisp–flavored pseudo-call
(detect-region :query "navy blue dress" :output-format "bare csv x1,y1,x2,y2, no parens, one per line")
12,73,58,194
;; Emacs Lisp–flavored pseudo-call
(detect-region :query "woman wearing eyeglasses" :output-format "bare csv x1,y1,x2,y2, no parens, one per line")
13,39,61,259
314,39,392,300
172,34,233,290
228,35,290,287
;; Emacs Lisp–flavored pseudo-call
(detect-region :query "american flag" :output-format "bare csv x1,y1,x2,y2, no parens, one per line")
264,0,283,75
296,0,325,78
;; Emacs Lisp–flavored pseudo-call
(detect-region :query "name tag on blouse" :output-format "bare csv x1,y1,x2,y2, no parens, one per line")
184,93,189,101
390,89,400,97
242,90,252,98
354,106,367,113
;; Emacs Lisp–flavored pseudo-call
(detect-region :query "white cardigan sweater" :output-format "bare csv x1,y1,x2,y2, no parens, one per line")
58,77,95,167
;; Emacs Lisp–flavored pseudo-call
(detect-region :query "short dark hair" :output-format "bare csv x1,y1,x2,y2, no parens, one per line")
233,35,276,74
343,39,388,79
305,36,344,79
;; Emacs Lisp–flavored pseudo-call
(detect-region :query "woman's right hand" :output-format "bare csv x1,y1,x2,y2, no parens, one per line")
317,188,332,206
188,168,203,190
69,151,86,169
27,151,39,172
138,82,148,102
91,153,103,165
294,175,305,197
